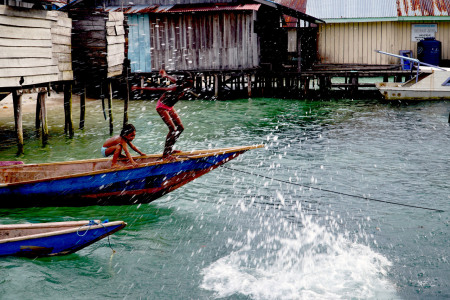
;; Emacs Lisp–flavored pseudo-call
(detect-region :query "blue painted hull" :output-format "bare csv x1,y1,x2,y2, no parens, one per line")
0,146,260,207
0,221,126,257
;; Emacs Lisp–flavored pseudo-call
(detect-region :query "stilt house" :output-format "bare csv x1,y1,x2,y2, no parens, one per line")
97,0,323,73
67,6,126,83
0,2,72,92
0,0,73,153
302,0,450,66
60,0,127,133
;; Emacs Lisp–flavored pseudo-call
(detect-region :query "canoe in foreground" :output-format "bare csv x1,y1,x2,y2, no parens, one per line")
0,220,126,257
0,145,263,207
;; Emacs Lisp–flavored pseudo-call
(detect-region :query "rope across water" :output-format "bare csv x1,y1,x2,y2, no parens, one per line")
218,164,444,213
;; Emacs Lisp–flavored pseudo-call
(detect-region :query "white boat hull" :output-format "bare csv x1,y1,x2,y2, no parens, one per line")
375,70,450,101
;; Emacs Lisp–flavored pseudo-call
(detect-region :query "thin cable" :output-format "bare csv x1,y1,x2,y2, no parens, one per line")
219,165,444,213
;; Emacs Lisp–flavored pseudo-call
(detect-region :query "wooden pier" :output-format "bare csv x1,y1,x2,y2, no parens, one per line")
131,66,415,100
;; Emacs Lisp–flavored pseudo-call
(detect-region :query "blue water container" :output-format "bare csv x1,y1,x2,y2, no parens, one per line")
417,37,441,66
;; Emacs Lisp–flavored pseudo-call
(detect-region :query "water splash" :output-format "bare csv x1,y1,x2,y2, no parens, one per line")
201,213,397,299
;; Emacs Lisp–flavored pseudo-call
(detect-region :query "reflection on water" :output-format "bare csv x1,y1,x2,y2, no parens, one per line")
0,97,448,299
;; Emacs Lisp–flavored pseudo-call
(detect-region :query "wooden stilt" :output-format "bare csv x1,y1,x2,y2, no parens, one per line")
303,77,310,96
195,75,202,94
100,83,107,120
79,83,86,129
297,27,302,73
63,82,74,137
214,74,221,99
38,91,49,144
12,90,24,155
350,74,359,95
140,76,144,95
35,93,41,130
108,81,114,135
124,68,129,127
319,76,331,94
247,74,252,97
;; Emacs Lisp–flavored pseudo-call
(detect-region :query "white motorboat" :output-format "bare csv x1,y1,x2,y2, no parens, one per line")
375,50,450,101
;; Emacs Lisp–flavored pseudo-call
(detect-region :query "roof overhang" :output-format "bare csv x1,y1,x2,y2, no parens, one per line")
319,16,450,24
103,4,262,14
253,0,325,24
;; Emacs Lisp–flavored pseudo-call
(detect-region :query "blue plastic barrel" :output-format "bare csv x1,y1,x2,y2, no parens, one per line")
417,37,441,66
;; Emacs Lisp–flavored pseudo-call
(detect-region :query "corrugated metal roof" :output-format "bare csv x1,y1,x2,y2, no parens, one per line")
274,0,307,26
275,0,307,13
104,4,262,14
398,0,450,16
303,0,449,19
306,0,398,19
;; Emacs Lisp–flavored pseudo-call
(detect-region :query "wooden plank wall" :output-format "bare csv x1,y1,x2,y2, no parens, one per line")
71,11,125,81
0,6,72,88
71,11,107,80
51,14,73,81
106,12,125,78
149,11,259,71
318,21,450,65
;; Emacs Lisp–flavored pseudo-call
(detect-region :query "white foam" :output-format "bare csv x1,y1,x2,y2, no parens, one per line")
201,215,398,299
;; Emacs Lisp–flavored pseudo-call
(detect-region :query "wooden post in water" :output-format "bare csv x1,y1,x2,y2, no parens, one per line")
35,93,41,130
319,76,331,95
247,74,252,97
79,83,86,129
303,77,310,97
12,90,23,155
124,63,130,126
63,82,74,137
350,73,359,95
214,74,221,99
195,74,202,94
37,91,48,144
108,80,114,135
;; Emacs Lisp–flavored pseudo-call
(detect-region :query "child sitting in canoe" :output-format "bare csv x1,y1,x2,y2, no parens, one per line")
102,124,145,168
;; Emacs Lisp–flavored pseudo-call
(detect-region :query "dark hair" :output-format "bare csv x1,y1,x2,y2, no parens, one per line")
120,123,136,138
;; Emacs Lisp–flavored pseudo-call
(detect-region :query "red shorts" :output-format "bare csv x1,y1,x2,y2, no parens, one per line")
156,99,173,111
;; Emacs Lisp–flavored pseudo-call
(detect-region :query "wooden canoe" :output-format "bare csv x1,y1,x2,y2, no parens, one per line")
0,220,126,257
0,145,263,207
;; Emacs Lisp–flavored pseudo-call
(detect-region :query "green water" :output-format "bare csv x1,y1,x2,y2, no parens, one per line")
0,96,449,299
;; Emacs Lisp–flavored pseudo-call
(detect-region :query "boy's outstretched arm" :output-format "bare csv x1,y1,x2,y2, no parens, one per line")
128,142,146,156
159,69,177,84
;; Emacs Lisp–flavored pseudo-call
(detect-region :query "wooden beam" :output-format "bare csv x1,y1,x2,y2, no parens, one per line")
214,74,221,98
12,90,23,155
297,28,302,73
247,74,252,97
35,93,41,130
79,83,86,130
124,63,130,126
108,81,114,135
195,75,202,93
38,91,48,145
63,82,74,137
